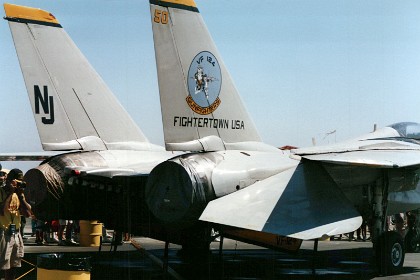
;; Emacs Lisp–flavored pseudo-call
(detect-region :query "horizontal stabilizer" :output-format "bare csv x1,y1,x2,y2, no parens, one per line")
200,160,362,240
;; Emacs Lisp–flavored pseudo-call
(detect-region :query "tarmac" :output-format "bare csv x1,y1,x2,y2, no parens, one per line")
8,228,420,280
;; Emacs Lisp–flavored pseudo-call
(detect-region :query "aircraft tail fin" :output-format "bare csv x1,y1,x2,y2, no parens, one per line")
4,3,152,151
149,0,262,151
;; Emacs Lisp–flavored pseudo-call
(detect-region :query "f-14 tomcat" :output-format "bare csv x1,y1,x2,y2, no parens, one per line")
3,3,178,232
147,0,420,275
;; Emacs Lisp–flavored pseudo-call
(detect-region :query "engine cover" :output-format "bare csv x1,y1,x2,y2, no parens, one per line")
23,151,107,219
145,153,220,229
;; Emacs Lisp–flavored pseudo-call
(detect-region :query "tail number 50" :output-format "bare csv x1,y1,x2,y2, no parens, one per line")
154,9,168,24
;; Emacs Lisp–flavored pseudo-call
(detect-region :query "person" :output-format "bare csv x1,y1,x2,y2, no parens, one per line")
58,220,76,246
0,168,8,188
0,168,31,280
357,219,368,241
45,220,59,243
101,225,112,243
330,234,342,241
57,219,66,245
34,218,45,245
123,232,131,243
407,211,417,230
19,217,26,241
30,218,36,237
112,231,123,246
393,213,405,237
348,230,356,241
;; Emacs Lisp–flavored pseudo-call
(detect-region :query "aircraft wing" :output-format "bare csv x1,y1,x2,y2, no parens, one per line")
299,150,420,168
294,138,420,168
200,160,362,240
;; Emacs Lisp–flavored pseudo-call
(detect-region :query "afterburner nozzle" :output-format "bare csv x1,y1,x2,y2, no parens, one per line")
24,163,64,220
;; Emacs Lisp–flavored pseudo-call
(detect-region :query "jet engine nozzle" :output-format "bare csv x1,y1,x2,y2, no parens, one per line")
23,151,107,220
24,163,65,220
145,154,219,229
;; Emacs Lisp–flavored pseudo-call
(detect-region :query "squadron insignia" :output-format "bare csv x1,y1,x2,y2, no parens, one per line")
187,51,222,115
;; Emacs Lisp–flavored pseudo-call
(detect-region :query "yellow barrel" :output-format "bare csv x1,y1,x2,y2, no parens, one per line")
37,254,91,280
79,220,102,247
37,268,90,280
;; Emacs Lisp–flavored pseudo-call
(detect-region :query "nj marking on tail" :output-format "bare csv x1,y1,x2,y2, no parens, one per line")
34,85,54,124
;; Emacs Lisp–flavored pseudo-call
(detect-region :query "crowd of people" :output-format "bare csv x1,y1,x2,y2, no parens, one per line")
330,212,419,242
330,220,370,242
32,219,78,246
0,165,122,280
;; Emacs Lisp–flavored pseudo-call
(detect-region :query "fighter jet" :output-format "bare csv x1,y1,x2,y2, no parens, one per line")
3,4,177,231
147,0,420,275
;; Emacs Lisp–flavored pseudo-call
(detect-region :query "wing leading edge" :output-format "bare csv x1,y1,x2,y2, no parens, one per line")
294,123,420,168
300,150,420,168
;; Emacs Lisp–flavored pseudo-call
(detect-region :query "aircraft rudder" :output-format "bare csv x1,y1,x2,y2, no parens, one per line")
5,3,150,150
150,0,262,149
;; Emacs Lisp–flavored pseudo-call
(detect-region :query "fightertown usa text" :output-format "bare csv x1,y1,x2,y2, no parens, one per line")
174,116,245,129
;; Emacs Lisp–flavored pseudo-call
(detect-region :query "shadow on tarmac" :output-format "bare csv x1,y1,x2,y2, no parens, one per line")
151,247,420,280
15,250,165,280
9,244,420,280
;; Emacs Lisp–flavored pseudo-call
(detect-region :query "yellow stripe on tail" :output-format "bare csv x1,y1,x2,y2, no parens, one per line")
149,0,198,12
4,3,60,25
160,0,197,7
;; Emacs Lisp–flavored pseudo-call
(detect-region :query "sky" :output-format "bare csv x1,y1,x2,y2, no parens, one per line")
1,0,420,171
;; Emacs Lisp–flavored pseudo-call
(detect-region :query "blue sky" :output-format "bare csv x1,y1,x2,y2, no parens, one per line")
1,0,420,170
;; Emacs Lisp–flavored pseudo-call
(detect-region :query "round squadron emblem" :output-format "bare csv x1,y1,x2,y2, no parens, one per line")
187,51,222,115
